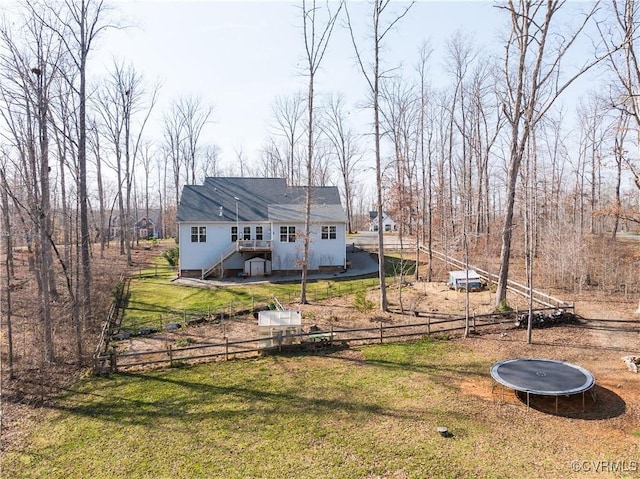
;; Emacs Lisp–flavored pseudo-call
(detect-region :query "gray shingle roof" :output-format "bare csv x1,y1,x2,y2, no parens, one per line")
177,177,345,223
268,204,347,223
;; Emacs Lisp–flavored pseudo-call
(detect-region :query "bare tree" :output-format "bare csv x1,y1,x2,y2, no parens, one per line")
96,61,157,263
198,144,222,179
0,5,65,363
346,0,414,311
415,42,434,280
36,0,115,322
0,165,14,379
575,93,612,235
299,0,343,304
258,138,287,178
138,141,155,235
494,0,611,309
178,95,213,185
270,93,306,186
320,93,362,234
88,118,106,255
162,101,184,210
233,143,247,177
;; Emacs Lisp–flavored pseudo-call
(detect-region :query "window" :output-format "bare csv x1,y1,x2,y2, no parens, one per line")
256,226,263,240
243,226,251,240
280,226,296,242
321,225,337,240
231,226,238,242
191,226,206,243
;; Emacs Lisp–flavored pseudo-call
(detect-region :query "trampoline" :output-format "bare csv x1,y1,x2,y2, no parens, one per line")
491,358,595,412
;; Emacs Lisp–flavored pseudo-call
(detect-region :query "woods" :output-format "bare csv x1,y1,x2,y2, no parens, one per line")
0,0,640,394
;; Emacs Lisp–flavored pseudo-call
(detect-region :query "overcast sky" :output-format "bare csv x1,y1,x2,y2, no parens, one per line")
97,1,598,183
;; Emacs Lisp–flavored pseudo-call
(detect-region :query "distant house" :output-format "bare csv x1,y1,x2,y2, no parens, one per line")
135,216,157,241
369,211,397,232
176,177,347,279
108,209,164,241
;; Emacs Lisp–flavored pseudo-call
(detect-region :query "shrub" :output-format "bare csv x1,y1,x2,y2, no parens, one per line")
162,247,180,266
354,290,374,313
112,278,124,301
175,337,196,348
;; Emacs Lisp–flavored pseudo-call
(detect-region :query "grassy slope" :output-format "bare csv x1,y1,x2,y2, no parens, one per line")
3,339,633,479
122,257,379,329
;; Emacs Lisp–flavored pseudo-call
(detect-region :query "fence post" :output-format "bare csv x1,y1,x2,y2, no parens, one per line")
427,316,431,335
330,324,334,347
380,322,383,344
277,330,283,352
169,344,173,367
225,338,229,361
110,350,117,373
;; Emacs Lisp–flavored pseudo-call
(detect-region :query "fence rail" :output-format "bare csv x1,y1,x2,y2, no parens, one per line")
97,307,572,372
93,273,127,373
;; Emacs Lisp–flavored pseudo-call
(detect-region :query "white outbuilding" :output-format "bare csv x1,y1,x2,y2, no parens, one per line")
448,270,482,291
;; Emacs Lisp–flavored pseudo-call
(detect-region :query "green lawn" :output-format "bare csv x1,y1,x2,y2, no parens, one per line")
121,254,380,331
3,338,631,479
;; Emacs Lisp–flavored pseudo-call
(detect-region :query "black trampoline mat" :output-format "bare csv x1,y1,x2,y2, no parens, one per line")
491,358,595,396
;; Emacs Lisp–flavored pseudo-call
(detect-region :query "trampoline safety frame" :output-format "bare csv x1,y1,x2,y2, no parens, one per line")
490,358,596,413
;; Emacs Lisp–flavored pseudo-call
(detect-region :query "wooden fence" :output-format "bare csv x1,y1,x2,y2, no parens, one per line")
93,245,576,374
422,246,572,309
93,273,128,373
95,307,571,373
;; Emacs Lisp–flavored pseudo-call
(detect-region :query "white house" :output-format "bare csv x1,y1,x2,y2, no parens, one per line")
368,211,397,232
176,177,347,279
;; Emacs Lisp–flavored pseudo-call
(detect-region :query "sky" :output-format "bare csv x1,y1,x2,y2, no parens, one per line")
98,0,505,172
96,0,600,181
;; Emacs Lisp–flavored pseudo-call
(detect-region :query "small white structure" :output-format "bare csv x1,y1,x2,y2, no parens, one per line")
258,310,302,348
448,270,482,291
244,257,272,277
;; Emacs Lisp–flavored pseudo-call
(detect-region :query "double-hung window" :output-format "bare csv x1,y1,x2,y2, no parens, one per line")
191,226,206,243
256,226,263,241
231,226,238,242
243,226,251,240
280,226,296,242
321,225,336,240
